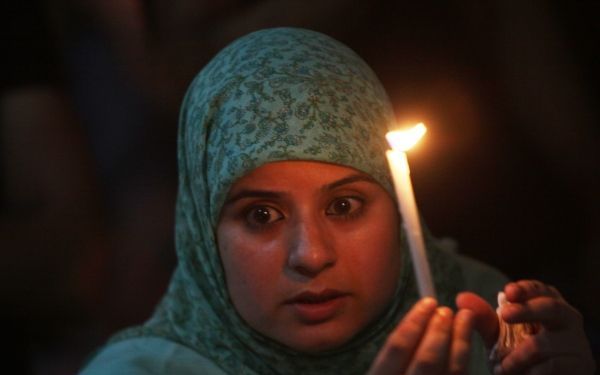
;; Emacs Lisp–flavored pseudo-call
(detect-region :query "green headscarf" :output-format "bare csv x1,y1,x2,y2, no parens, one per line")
114,27,463,374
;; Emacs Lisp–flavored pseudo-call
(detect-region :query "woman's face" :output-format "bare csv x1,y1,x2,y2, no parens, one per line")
217,161,402,353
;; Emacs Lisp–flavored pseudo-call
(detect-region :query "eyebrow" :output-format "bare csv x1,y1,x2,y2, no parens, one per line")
224,190,283,205
224,173,378,205
322,174,379,191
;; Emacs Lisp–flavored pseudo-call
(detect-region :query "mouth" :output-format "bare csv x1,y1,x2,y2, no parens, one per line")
285,289,349,324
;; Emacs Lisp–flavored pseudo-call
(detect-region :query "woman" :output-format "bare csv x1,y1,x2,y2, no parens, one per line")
81,28,594,374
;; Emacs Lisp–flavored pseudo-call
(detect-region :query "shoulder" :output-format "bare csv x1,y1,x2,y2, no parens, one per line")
429,236,509,307
79,337,227,375
453,252,509,305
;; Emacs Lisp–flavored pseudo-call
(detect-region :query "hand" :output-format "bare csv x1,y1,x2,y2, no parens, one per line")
368,298,475,375
457,280,596,375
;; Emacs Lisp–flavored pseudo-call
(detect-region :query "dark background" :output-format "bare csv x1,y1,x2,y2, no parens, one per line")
2,1,598,373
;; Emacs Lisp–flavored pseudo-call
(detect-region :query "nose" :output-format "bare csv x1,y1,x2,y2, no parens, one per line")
287,218,336,277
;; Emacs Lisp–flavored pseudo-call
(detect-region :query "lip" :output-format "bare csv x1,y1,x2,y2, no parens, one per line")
285,289,349,324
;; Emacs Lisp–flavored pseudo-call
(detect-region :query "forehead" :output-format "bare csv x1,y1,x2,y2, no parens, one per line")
228,161,373,191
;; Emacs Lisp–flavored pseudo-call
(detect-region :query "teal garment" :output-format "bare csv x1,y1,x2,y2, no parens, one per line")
81,28,507,374
80,337,228,375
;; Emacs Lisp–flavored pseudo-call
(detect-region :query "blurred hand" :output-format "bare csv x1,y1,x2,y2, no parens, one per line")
457,280,596,375
368,298,474,375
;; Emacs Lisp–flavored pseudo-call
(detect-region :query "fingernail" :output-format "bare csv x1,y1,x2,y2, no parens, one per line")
436,306,453,318
421,297,437,309
456,308,474,322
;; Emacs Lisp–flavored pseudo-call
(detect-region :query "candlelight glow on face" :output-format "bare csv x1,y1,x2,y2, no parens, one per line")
385,122,436,298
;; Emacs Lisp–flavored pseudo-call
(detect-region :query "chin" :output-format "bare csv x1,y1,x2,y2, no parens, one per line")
280,324,357,354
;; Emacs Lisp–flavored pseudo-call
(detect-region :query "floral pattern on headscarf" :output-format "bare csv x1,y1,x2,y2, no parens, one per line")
112,28,464,374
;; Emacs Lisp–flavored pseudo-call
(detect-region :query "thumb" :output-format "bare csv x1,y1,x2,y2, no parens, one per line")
456,292,499,349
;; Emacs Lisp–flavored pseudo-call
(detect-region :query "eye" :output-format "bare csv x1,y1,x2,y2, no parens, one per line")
245,205,284,226
325,197,363,217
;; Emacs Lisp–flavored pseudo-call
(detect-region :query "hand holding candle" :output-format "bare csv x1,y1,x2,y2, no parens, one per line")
386,123,436,298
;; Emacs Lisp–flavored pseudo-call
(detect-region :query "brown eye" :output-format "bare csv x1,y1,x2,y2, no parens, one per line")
326,197,363,217
246,206,284,226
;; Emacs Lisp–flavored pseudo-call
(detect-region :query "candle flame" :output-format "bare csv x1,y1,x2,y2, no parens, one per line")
386,123,427,152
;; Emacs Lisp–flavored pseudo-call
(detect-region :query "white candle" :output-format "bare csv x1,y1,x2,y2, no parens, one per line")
386,123,436,298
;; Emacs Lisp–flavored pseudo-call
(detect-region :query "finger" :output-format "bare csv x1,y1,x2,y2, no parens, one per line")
449,309,474,375
525,358,569,375
498,355,589,375
504,280,563,304
501,296,582,330
494,331,580,375
368,297,438,374
406,307,454,375
456,292,498,348
493,335,545,375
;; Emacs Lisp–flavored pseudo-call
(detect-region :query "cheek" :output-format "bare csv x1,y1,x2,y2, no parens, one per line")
354,231,400,288
217,224,284,322
344,205,402,302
